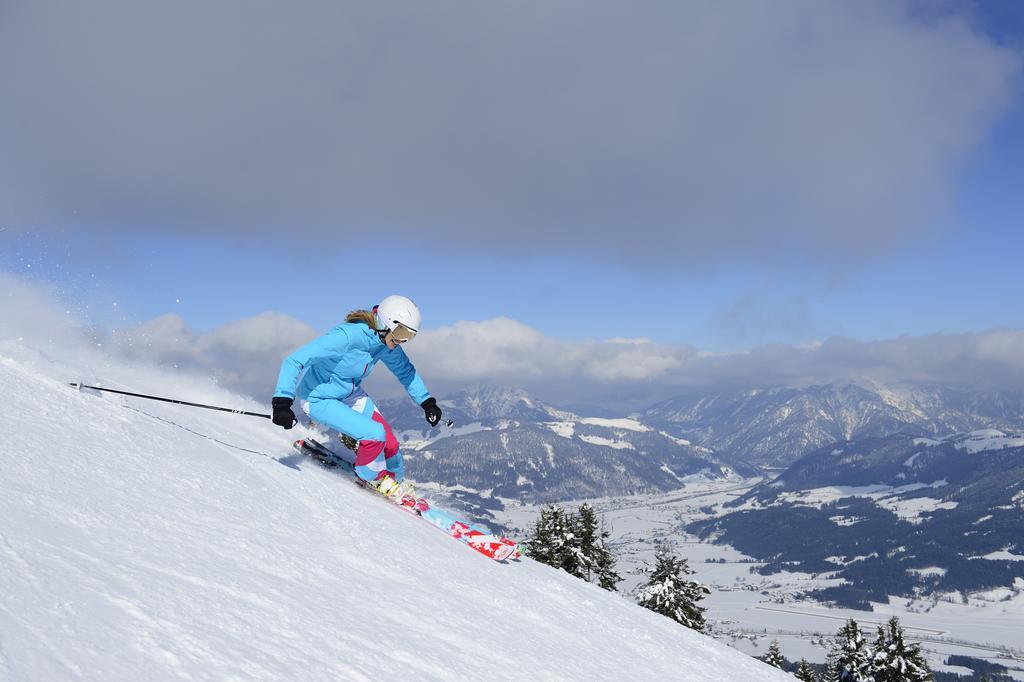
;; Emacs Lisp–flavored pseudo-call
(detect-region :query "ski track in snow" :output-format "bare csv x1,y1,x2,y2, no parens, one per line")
0,340,789,681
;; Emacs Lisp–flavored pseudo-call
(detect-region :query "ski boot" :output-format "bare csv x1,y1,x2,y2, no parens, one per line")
374,475,429,512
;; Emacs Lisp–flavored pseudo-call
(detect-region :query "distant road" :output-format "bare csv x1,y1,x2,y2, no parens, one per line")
732,609,1024,661
604,483,757,511
752,605,947,636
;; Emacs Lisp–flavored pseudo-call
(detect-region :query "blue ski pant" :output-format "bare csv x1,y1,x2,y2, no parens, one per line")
302,391,404,483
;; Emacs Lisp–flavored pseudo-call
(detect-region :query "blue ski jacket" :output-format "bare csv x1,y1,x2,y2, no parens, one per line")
273,322,430,406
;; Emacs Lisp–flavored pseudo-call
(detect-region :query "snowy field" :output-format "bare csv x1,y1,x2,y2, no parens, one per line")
0,315,790,681
494,484,1024,679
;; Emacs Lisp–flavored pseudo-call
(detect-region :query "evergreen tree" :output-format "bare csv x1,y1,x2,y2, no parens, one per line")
821,655,842,682
526,505,583,578
575,502,599,579
551,505,583,578
593,539,622,592
575,503,621,591
828,619,873,682
573,502,598,579
872,616,933,682
763,640,785,670
794,658,816,682
893,616,933,682
635,549,710,632
870,625,889,682
528,504,622,589
554,506,584,578
526,504,556,565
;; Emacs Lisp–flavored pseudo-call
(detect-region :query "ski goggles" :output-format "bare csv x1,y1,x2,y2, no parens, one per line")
389,322,417,343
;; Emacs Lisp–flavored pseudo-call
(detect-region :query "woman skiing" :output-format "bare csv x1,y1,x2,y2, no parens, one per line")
270,295,443,497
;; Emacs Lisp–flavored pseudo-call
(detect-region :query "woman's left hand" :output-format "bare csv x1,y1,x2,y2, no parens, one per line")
420,397,443,427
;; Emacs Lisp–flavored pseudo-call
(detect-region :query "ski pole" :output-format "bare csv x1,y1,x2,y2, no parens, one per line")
71,382,456,427
68,382,271,419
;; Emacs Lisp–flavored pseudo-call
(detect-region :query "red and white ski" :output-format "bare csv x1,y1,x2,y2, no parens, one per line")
294,439,521,562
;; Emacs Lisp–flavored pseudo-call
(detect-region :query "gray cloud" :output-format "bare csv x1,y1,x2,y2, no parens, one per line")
1,2,1018,266
710,291,814,342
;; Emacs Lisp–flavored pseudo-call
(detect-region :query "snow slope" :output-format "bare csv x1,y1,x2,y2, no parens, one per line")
0,332,787,679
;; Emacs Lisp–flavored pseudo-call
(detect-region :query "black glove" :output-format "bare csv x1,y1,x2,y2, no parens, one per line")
272,397,297,429
421,397,443,427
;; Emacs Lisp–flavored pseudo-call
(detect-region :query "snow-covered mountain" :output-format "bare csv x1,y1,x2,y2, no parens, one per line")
644,383,1024,467
0,339,788,680
754,429,1024,497
376,387,738,503
372,381,1024,500
689,429,1024,609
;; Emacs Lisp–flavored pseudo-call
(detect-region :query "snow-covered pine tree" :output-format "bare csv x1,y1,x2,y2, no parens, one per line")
828,618,873,682
528,504,621,589
870,625,889,682
575,503,621,591
526,504,583,578
794,658,816,682
635,549,709,633
895,616,933,681
573,502,598,580
526,505,556,565
550,505,583,578
821,655,842,682
871,616,933,682
762,640,785,670
593,540,622,592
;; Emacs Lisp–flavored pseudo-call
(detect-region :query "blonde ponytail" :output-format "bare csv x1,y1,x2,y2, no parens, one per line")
345,309,379,329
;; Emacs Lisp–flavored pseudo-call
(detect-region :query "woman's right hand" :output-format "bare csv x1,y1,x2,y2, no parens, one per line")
272,397,297,429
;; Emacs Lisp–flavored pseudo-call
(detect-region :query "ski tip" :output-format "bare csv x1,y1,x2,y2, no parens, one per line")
493,546,518,562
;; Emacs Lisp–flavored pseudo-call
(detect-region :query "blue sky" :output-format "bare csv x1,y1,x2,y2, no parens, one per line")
4,209,1021,357
2,2,1023,405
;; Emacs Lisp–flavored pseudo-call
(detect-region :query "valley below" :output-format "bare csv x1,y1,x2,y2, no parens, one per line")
489,478,1024,680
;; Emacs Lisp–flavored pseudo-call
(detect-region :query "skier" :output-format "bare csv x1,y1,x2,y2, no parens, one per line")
270,295,443,498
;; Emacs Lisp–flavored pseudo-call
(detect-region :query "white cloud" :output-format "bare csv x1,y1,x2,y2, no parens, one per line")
110,312,318,400
82,316,1024,407
3,274,1022,410
407,319,1024,406
1,2,1018,267
0,273,82,350
415,317,695,386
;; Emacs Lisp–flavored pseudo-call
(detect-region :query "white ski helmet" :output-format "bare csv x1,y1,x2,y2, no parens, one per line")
376,295,421,341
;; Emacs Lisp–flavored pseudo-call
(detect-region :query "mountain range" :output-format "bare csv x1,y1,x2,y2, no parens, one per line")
370,383,1024,502
643,382,1024,467
687,429,1024,607
375,387,734,503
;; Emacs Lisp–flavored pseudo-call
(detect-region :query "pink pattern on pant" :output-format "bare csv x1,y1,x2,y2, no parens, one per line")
355,410,400,481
